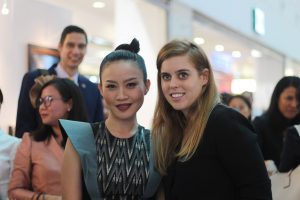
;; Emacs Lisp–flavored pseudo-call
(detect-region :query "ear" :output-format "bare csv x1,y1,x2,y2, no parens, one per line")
201,68,209,85
67,99,73,112
144,79,151,95
58,42,63,53
98,83,104,96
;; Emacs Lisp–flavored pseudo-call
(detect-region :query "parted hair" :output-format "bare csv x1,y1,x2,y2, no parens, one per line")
31,78,88,147
99,38,148,84
152,40,219,175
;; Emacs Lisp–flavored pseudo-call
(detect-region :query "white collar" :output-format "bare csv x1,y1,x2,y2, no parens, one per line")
55,64,79,85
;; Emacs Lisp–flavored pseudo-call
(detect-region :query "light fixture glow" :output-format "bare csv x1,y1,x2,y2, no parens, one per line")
89,75,99,83
232,51,241,58
231,79,256,94
215,45,224,52
93,1,106,8
193,37,205,45
1,2,9,15
251,49,262,58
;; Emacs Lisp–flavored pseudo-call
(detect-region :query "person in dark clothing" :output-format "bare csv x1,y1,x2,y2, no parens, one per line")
16,25,104,138
151,40,271,199
253,76,300,168
279,125,300,172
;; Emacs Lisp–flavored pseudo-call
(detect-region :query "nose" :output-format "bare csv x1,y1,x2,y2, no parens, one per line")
291,99,298,108
116,87,128,100
169,77,179,88
39,102,46,110
72,46,81,54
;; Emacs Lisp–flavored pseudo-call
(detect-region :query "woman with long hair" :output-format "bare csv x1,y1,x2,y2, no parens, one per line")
152,40,271,199
253,76,300,169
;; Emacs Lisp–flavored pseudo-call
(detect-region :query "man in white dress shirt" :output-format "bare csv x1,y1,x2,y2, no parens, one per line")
0,88,20,200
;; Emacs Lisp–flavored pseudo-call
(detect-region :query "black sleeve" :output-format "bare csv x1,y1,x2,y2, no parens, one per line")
215,109,272,199
15,72,40,138
279,126,300,172
252,116,264,151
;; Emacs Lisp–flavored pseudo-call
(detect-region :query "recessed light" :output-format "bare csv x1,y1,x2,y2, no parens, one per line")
251,49,262,58
215,45,224,52
193,37,205,45
93,1,106,8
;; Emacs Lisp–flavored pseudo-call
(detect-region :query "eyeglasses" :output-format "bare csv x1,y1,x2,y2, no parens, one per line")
37,96,62,108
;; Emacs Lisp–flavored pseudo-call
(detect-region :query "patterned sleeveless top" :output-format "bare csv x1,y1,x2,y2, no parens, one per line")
93,122,150,199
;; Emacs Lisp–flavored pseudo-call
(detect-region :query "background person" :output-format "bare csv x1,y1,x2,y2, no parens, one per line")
15,25,104,138
279,125,300,172
61,39,160,199
227,94,252,120
0,88,20,200
151,40,271,199
9,78,88,200
253,76,300,169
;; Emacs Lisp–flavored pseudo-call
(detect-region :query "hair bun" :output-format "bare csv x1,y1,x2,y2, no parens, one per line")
115,38,140,53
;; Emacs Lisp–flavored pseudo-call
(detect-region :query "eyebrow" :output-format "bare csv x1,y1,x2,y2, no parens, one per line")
105,77,138,84
161,69,190,74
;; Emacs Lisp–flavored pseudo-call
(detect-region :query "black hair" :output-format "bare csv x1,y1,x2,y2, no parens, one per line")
220,92,233,105
0,88,3,104
266,76,300,132
99,38,147,84
59,25,88,45
31,78,88,147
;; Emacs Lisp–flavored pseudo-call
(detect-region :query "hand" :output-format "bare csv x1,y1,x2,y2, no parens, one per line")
43,194,62,200
265,160,278,176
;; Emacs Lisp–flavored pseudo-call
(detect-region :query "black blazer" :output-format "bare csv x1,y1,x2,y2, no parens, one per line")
279,126,300,172
15,64,104,137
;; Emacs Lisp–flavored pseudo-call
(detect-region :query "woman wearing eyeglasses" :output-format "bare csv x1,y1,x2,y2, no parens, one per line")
8,78,88,200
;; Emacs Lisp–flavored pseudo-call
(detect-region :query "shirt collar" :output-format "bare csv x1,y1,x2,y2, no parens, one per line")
55,64,79,85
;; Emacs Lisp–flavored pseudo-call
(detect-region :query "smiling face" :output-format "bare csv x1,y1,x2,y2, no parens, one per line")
278,86,300,119
160,54,208,116
39,85,72,127
99,60,150,122
58,32,87,71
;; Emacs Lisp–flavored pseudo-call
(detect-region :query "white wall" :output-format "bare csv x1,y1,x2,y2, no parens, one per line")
0,0,72,133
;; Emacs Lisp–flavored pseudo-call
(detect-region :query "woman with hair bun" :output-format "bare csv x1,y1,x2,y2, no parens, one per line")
61,39,161,199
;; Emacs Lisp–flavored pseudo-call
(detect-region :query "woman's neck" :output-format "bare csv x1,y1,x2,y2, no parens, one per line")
52,125,63,145
105,117,138,139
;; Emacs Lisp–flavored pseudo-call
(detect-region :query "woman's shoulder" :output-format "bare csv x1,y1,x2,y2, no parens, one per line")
210,104,244,122
207,104,255,133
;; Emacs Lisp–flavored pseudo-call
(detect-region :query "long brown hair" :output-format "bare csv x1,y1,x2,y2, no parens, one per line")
152,40,219,174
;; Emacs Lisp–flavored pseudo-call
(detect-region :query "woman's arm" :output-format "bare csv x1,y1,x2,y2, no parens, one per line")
62,139,82,200
8,133,36,200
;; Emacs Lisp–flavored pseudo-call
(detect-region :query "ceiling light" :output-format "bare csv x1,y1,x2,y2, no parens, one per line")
232,51,241,58
193,37,205,45
215,45,224,52
251,49,262,58
1,0,9,15
93,1,106,8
